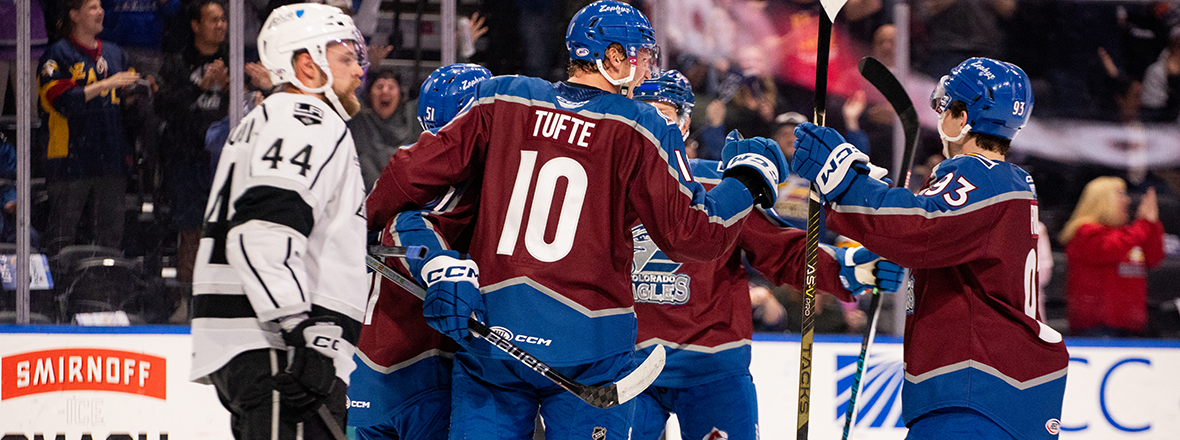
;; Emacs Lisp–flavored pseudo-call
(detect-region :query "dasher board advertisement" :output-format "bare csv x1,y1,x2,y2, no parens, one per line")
751,334,1180,440
0,326,230,439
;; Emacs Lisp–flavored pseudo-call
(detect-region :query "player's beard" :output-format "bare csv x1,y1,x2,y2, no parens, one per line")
337,89,361,117
336,77,363,117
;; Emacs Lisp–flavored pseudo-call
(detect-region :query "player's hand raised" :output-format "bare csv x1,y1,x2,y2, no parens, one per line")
791,122,872,202
720,130,789,208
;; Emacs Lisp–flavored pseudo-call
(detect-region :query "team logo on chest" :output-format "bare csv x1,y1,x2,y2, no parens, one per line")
631,225,691,305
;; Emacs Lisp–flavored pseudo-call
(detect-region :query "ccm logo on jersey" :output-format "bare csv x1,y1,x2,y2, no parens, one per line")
532,110,596,147
490,326,553,346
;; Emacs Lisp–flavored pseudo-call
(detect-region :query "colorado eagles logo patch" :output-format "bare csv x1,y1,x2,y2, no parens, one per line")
294,102,323,126
631,225,690,305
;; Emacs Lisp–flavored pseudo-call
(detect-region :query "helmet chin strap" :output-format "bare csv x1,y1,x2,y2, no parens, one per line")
596,59,637,89
937,112,970,157
290,54,353,122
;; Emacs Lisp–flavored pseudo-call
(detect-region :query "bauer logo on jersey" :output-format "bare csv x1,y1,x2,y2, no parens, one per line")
293,102,324,126
631,225,691,305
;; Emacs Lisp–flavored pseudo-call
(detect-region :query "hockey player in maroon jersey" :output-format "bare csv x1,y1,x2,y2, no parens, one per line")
791,57,1069,440
364,2,791,438
628,70,904,440
348,63,491,440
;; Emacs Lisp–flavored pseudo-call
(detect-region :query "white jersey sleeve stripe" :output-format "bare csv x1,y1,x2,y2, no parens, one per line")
281,237,306,302
239,233,280,309
309,128,348,189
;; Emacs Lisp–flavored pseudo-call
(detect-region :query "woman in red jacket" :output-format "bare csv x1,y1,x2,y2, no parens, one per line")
1060,176,1165,336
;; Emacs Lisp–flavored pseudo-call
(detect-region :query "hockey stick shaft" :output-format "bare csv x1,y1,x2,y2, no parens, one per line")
363,254,664,409
841,57,921,440
368,245,428,259
798,12,833,440
841,290,881,439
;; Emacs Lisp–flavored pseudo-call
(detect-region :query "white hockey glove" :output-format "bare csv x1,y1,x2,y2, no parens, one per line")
275,315,351,415
420,250,486,344
824,245,905,295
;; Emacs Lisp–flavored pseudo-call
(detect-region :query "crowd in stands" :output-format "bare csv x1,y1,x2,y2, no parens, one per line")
0,0,1176,335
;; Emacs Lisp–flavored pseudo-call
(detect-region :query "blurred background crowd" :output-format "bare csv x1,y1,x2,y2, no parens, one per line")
1,0,1177,338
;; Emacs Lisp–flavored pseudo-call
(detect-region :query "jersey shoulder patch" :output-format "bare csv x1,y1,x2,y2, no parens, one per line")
293,102,324,126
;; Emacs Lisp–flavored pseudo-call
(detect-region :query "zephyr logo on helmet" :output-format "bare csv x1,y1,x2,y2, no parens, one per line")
598,3,629,14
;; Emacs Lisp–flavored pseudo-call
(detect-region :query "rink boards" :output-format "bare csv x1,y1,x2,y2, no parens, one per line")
0,327,1177,440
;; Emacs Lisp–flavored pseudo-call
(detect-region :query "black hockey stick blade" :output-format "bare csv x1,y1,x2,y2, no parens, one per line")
363,254,665,409
857,57,920,188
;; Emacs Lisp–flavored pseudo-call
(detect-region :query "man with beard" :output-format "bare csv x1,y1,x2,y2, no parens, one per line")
348,67,422,191
188,4,370,439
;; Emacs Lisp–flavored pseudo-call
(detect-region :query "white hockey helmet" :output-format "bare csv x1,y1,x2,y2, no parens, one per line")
258,3,368,119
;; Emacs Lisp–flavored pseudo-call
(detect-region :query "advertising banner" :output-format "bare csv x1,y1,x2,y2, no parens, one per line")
751,335,1180,440
2,329,1178,439
0,327,230,440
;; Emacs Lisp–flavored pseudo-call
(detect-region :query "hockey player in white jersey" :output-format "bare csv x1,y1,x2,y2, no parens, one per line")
188,4,369,439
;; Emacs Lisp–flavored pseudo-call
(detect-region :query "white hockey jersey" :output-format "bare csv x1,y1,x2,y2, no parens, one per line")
189,93,369,384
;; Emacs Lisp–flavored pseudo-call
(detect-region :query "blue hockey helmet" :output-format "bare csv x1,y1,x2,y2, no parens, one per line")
632,69,695,119
417,63,492,133
929,57,1033,140
566,1,659,86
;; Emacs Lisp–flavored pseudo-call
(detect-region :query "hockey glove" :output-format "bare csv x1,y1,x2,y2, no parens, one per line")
791,122,879,202
826,245,905,295
275,315,351,415
420,250,486,344
720,130,790,208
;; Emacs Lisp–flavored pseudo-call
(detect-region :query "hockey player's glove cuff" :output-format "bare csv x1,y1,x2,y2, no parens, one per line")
421,251,486,345
825,245,905,295
275,316,352,415
720,130,789,208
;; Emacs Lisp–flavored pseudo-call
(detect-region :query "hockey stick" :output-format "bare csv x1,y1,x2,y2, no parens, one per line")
798,2,847,439
363,254,666,409
368,245,428,259
840,56,920,440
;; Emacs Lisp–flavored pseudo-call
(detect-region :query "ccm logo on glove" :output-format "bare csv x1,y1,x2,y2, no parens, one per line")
820,146,859,182
312,336,341,351
422,255,480,287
